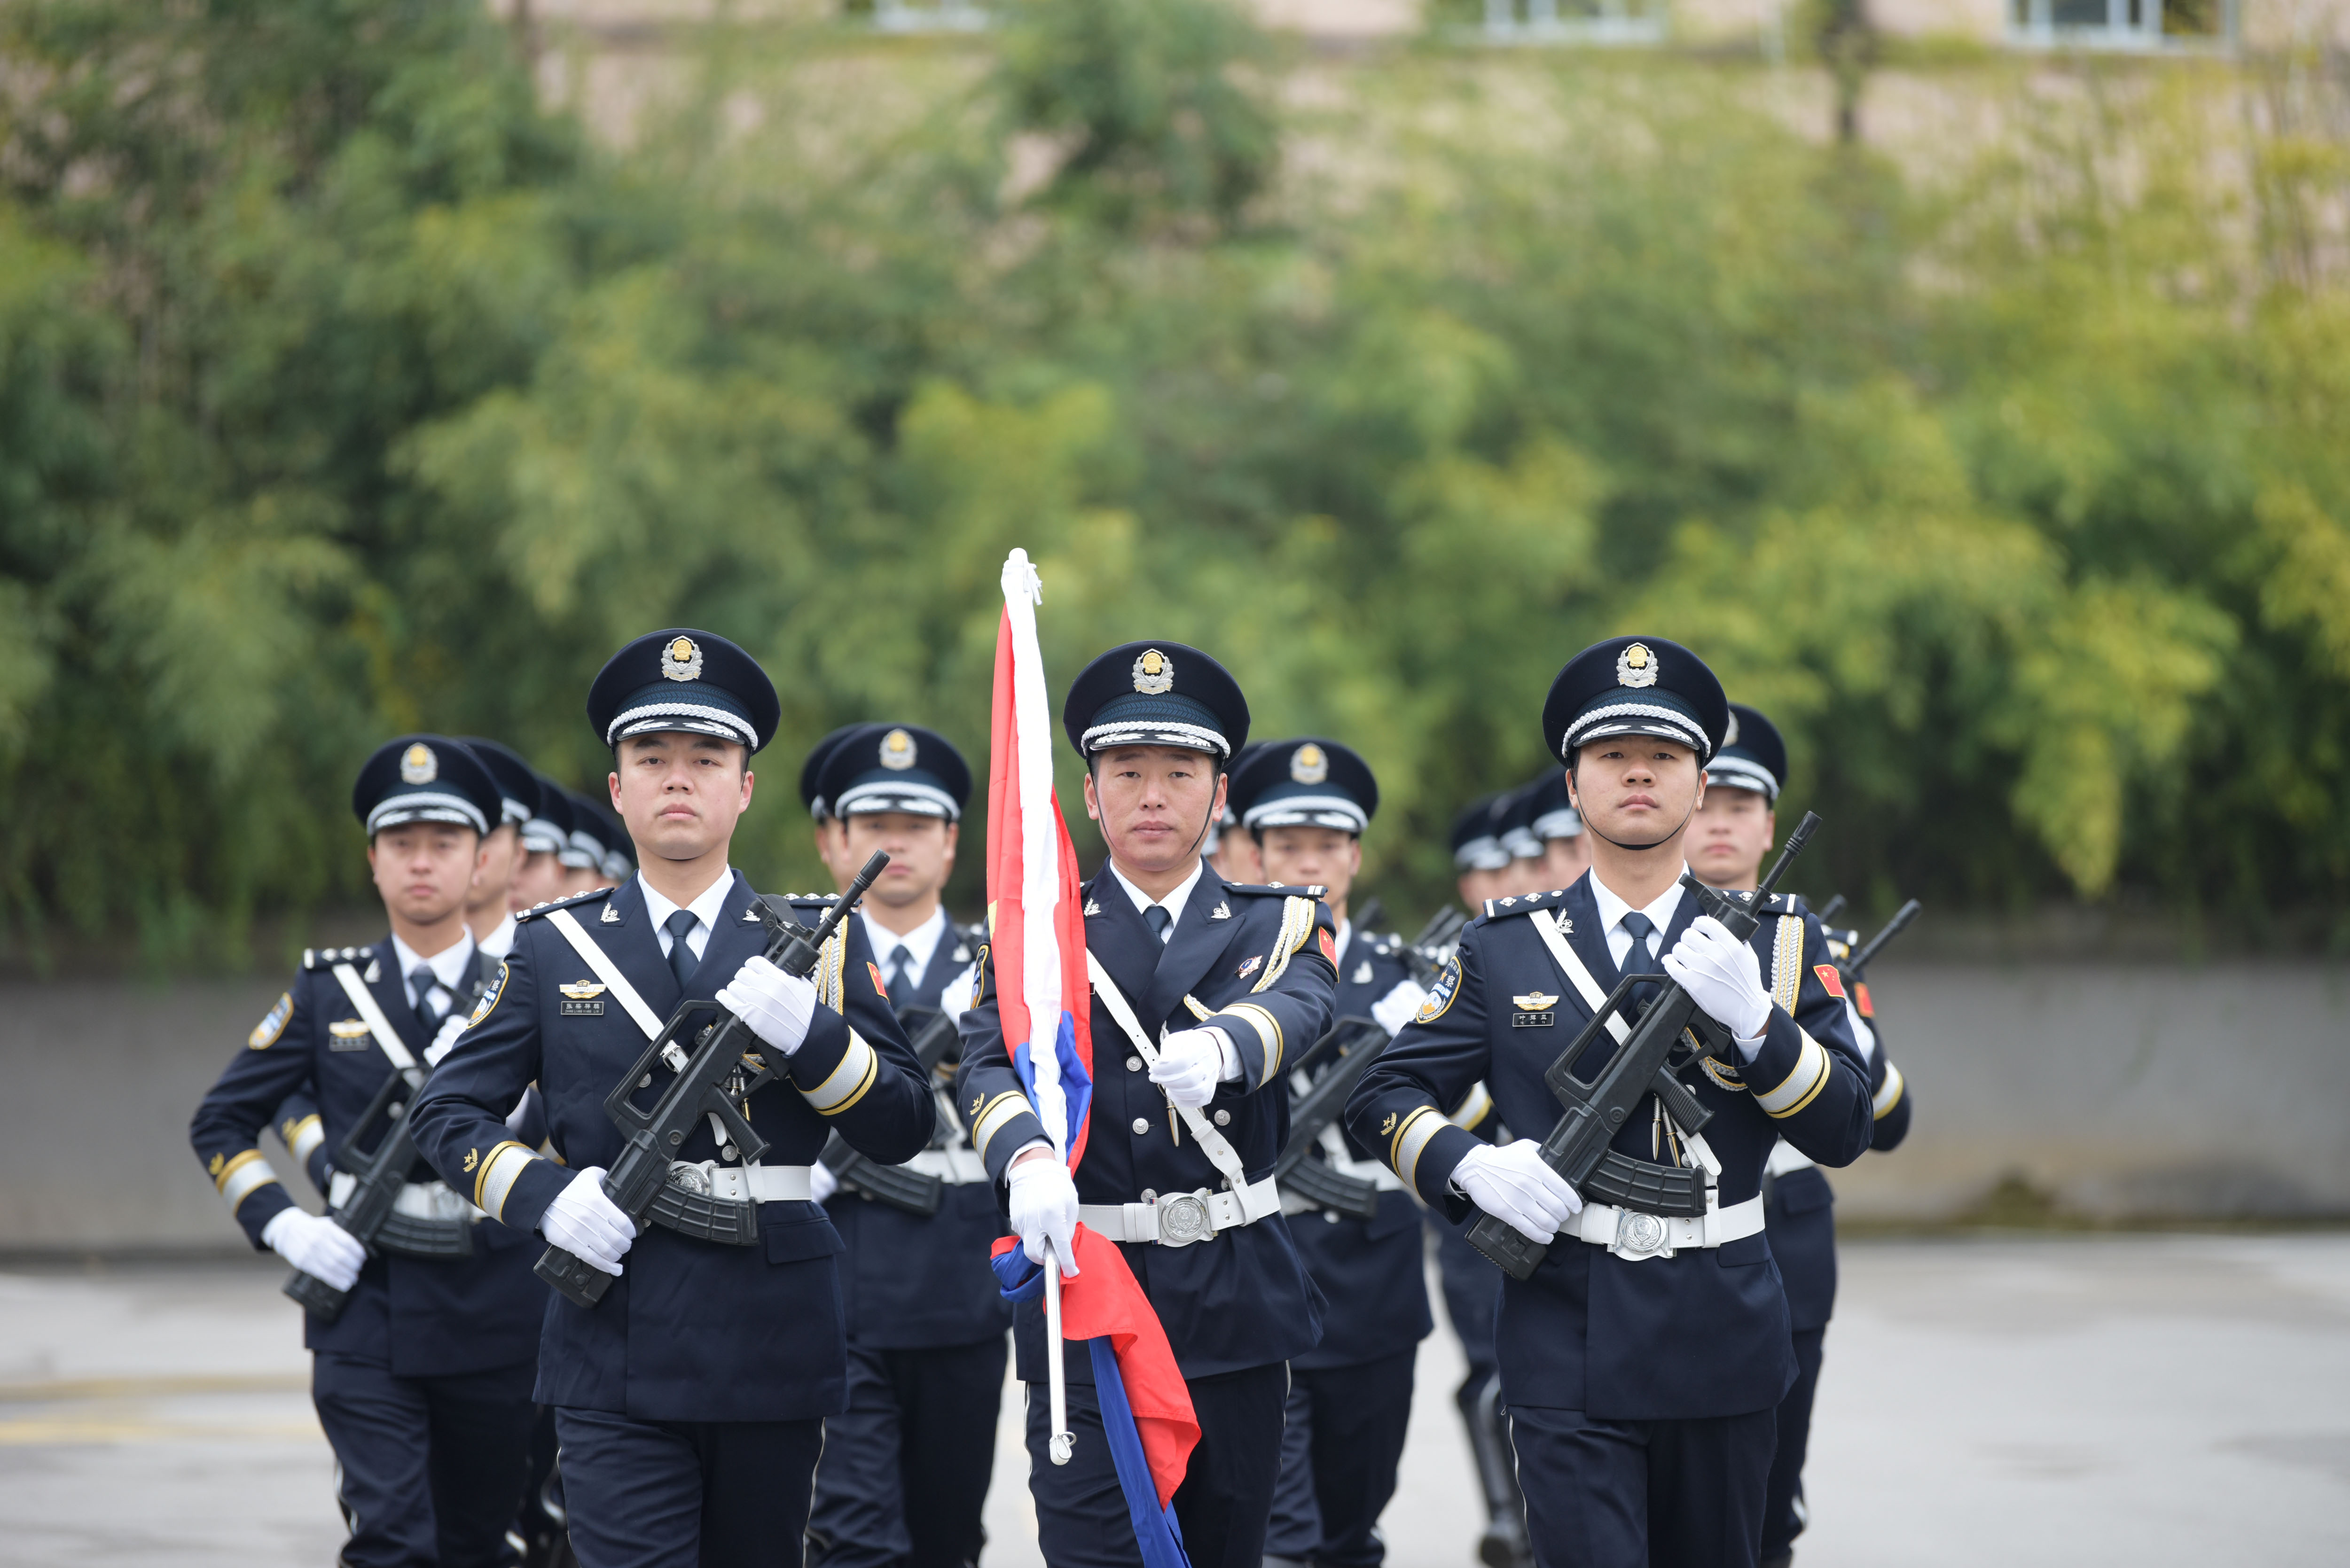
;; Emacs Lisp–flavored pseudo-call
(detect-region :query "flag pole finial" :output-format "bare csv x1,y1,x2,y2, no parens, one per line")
1003,547,1043,607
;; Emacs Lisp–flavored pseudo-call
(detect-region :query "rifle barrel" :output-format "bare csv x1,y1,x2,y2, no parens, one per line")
1850,898,1922,974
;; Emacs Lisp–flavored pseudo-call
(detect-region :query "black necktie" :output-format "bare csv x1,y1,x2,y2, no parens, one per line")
409,965,444,1036
1144,905,1174,946
887,944,915,997
1620,912,1664,979
665,909,699,992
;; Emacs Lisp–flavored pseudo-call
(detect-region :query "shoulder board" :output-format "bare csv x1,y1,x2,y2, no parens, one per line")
301,944,375,970
1370,935,1401,956
1224,882,1328,899
1478,888,1574,921
783,892,843,906
515,886,615,923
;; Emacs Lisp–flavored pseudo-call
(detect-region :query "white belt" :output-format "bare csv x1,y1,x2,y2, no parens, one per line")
904,1146,991,1185
1764,1139,1817,1178
1571,1194,1764,1262
1081,1176,1284,1247
665,1162,814,1202
327,1172,484,1224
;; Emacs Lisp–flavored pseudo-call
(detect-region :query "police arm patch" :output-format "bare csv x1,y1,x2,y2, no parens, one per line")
1813,964,1846,1000
1416,955,1462,1023
467,961,509,1028
868,960,889,1000
248,993,292,1049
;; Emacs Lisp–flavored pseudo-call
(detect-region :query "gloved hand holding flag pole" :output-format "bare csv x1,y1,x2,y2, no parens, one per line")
986,548,1199,1563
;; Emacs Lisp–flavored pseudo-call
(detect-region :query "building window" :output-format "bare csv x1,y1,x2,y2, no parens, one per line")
2009,0,2235,50
1479,0,1669,47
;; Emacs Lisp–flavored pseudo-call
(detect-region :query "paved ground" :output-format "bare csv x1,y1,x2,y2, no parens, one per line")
1,1234,2344,1566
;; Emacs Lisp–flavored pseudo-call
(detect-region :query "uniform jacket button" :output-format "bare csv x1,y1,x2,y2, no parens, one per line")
1213,1109,1231,1126
1126,1056,1143,1072
1132,1117,1151,1135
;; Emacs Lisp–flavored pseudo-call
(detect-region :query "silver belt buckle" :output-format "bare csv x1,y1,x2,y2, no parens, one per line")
1156,1191,1216,1247
1611,1208,1676,1262
667,1162,713,1198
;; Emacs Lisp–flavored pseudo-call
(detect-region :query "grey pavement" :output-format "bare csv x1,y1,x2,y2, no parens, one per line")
1,1234,2344,1566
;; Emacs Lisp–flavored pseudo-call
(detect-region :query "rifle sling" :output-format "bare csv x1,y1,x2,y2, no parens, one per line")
1086,952,1274,1220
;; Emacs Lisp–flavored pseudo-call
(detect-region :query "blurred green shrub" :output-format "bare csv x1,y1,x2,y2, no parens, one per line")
0,3,2345,966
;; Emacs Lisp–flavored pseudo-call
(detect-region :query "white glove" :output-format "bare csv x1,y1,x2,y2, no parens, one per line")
1370,979,1428,1038
540,1167,636,1276
1662,914,1772,1052
715,954,818,1059
262,1209,366,1291
1148,1028,1228,1108
424,1011,470,1067
1453,1140,1583,1245
1006,1148,1081,1275
809,1159,840,1206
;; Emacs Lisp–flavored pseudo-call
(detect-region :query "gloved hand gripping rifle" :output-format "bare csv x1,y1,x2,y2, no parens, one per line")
1466,813,1821,1281
283,1066,471,1322
535,851,890,1309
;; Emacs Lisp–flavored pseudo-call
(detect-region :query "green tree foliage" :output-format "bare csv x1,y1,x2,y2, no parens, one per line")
0,3,2345,967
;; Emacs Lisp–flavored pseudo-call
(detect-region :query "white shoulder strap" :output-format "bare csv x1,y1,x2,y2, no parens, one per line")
1086,951,1274,1220
331,963,423,1087
1528,911,1629,1046
546,908,665,1041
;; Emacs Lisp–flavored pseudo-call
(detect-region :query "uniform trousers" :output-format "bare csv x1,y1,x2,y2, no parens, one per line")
1262,1348,1417,1568
554,1407,825,1568
311,1352,537,1568
1025,1360,1289,1568
806,1337,1009,1568
1758,1328,1825,1562
1507,1404,1776,1568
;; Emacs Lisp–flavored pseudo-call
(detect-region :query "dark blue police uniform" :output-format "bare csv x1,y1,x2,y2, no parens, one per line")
1346,639,1877,1568
404,630,937,1568
799,723,1014,1568
188,737,544,1568
954,642,1339,1568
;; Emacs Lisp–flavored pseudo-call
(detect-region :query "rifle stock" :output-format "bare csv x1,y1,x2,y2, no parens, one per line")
819,1007,959,1216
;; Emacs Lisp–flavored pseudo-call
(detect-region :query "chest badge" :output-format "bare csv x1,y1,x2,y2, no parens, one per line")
1512,991,1559,1029
328,1018,373,1050
559,980,607,1018
1235,954,1263,980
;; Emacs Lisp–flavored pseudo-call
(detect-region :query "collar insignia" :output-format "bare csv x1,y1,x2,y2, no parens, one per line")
661,635,703,682
953,945,970,963
1235,954,1263,979
1513,991,1561,1012
362,959,382,983
602,903,622,923
1353,960,1373,984
1210,900,1231,920
1084,898,1102,917
559,982,607,1000
744,907,762,921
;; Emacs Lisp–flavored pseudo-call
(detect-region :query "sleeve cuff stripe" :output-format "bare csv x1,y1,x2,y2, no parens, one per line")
475,1142,538,1217
1756,1032,1832,1118
971,1094,1037,1163
218,1152,281,1211
802,1031,880,1114
1392,1106,1444,1188
285,1116,325,1163
1219,1003,1283,1083
1446,1082,1494,1130
1872,1061,1906,1119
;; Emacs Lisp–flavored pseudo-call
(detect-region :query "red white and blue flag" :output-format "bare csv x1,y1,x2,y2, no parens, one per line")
985,548,1199,1564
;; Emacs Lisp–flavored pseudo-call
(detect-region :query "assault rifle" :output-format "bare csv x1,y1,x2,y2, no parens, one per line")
1273,1017,1389,1219
536,851,889,1309
283,1067,471,1322
1274,906,1477,1219
1849,899,1922,977
817,1006,959,1216
1467,812,1822,1280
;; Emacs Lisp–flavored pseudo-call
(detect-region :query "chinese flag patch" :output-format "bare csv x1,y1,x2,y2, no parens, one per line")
868,960,889,1000
1813,964,1846,1000
1854,981,1874,1019
1319,929,1338,966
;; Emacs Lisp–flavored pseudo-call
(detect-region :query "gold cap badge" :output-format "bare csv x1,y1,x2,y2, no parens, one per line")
880,728,917,770
661,636,704,682
1290,743,1328,785
1132,648,1174,695
1615,642,1658,689
400,743,438,784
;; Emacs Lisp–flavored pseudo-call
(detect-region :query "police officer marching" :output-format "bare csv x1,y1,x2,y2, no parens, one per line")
1347,637,1875,1568
1689,702,1916,1568
404,629,935,1568
457,738,543,961
1230,738,1435,1568
800,722,1013,1568
189,736,545,1568
955,642,1340,1568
